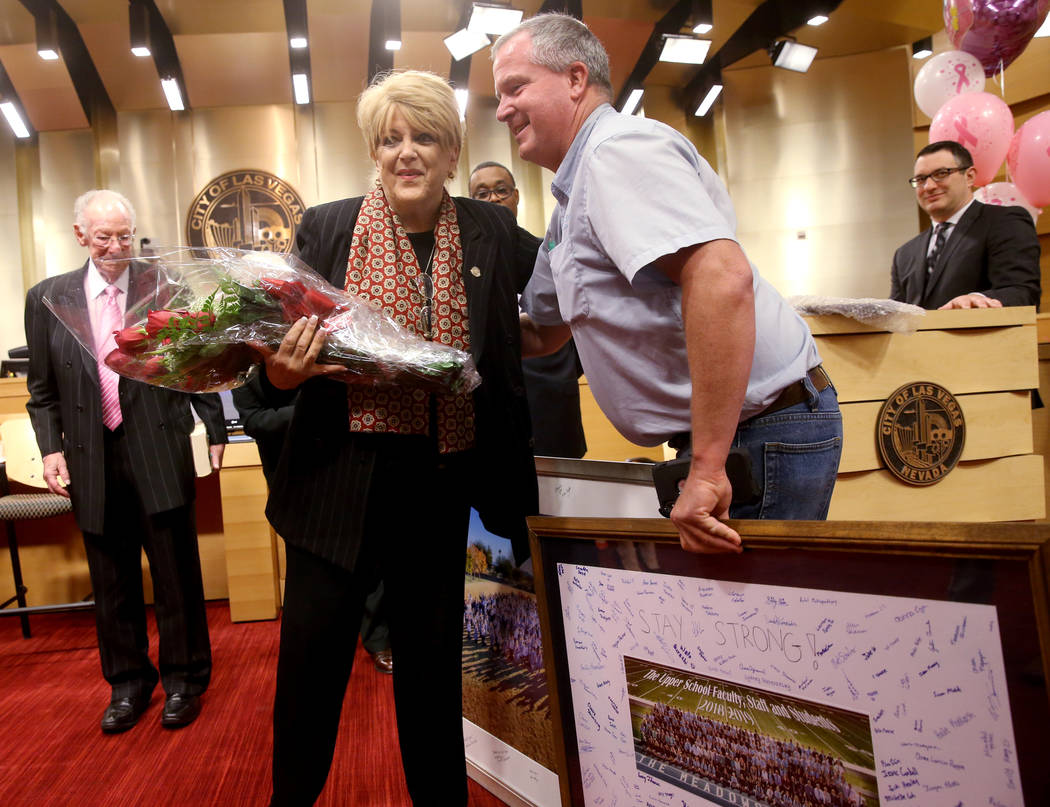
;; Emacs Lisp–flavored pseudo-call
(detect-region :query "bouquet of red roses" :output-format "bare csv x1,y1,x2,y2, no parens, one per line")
43,247,481,395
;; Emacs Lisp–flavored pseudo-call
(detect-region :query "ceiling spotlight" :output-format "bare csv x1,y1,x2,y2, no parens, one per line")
385,39,402,51
444,28,490,61
468,3,523,36
36,8,60,60
292,73,310,104
620,87,644,116
160,77,184,111
659,35,711,65
770,40,818,72
690,0,713,36
0,101,30,138
289,36,307,49
911,37,933,59
807,15,828,26
129,1,151,57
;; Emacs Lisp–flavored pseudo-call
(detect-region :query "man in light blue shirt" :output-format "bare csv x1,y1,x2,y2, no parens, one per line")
492,14,842,553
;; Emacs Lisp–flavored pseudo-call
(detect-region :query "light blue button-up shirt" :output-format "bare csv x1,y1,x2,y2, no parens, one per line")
521,104,820,446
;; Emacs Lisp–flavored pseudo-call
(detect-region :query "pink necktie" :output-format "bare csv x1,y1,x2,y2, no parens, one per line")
97,286,123,430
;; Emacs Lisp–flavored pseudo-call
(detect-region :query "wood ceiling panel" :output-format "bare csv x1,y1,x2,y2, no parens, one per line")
176,31,293,108
78,20,166,110
394,30,455,79
0,0,33,46
0,44,88,129
155,0,286,34
307,4,370,103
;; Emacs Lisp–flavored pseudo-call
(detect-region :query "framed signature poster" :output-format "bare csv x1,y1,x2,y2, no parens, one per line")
528,518,1050,807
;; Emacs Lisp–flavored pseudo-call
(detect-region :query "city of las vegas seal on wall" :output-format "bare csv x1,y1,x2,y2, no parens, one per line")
186,169,305,251
877,382,966,486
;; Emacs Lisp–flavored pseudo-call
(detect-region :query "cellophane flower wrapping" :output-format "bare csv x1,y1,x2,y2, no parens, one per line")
42,247,482,395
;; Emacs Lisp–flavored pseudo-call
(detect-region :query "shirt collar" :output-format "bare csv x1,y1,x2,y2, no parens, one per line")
940,197,975,229
86,260,129,300
550,103,616,206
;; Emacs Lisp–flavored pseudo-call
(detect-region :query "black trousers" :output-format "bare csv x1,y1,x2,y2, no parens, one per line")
81,425,211,701
271,438,473,806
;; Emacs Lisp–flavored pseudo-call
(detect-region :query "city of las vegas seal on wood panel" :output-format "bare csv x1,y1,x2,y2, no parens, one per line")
186,169,305,251
877,382,966,486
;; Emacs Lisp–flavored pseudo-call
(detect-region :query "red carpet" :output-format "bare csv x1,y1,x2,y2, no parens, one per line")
0,602,508,806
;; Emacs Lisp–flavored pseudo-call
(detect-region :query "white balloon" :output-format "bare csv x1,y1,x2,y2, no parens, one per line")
974,182,1042,225
913,50,986,118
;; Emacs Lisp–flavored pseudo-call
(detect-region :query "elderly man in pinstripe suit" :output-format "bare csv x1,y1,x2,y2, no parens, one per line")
24,189,228,734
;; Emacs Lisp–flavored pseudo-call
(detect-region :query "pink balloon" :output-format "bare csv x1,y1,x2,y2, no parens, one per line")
1006,111,1050,207
944,0,1050,77
913,50,985,118
929,92,1014,186
974,181,1042,224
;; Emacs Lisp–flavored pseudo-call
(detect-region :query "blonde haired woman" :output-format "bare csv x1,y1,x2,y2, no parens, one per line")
259,70,538,805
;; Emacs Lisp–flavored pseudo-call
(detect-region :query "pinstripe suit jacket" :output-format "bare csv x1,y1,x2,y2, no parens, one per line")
25,262,228,535
263,195,539,567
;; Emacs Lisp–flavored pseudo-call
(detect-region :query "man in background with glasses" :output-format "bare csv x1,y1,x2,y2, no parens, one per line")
891,140,1040,310
469,161,587,459
24,189,227,734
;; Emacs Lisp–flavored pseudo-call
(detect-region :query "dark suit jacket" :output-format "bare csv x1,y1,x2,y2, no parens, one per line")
25,262,228,535
263,196,539,566
890,201,1041,310
231,371,294,484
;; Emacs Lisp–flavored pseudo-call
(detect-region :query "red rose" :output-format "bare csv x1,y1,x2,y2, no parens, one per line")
146,309,183,336
114,326,150,353
260,277,340,321
302,288,340,319
105,349,167,380
145,309,215,337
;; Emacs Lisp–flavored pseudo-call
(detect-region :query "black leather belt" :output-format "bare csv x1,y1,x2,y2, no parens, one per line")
745,364,831,424
666,365,832,452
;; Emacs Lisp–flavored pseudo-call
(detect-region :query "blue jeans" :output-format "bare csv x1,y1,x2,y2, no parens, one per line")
728,379,842,520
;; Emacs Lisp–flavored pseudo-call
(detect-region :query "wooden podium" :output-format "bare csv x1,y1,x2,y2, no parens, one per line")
808,306,1044,521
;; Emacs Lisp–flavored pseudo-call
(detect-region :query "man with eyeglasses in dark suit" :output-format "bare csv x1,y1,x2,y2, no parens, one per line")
469,161,587,459
24,189,228,734
890,140,1040,311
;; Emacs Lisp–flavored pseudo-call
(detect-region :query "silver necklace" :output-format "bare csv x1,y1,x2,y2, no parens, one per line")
417,246,435,339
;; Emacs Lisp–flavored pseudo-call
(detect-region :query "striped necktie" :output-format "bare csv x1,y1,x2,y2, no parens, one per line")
97,285,123,430
926,222,949,275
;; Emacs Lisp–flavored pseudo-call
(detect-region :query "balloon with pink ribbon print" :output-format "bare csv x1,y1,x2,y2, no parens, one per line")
974,181,1042,223
943,0,1050,77
913,50,986,118
1006,111,1050,208
929,91,1014,186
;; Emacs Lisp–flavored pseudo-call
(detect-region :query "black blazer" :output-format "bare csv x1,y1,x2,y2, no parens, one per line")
263,196,539,566
890,201,1041,310
25,262,228,534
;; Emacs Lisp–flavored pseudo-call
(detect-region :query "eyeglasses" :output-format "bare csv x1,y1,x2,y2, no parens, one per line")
471,185,514,202
91,232,134,247
908,166,969,189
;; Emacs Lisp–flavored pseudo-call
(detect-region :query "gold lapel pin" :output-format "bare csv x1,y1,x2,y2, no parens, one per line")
470,266,481,277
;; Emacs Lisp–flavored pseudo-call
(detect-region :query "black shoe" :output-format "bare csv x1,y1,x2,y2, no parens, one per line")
370,648,393,675
161,693,201,729
101,695,150,734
